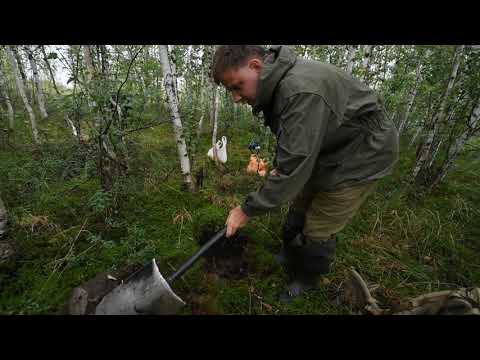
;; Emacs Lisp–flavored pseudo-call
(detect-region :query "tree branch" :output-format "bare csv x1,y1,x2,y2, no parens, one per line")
102,45,145,137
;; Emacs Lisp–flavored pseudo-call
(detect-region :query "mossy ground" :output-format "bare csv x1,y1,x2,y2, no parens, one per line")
1,113,479,315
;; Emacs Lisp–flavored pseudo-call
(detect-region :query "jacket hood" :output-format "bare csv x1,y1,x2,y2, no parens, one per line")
253,45,297,115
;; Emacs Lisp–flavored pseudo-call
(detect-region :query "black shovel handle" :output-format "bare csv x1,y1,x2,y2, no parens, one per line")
167,227,227,283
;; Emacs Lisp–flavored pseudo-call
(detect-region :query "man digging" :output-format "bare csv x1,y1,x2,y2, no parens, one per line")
214,45,399,302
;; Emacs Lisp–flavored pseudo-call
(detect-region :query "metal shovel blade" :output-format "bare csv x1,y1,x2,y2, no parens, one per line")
95,259,186,315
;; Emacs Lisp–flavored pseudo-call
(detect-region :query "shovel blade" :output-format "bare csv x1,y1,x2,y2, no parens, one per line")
95,259,185,315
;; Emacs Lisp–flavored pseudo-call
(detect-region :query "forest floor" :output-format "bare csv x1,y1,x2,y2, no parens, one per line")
1,116,480,315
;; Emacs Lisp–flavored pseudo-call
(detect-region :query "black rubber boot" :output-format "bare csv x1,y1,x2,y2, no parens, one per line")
273,248,289,266
279,235,337,303
274,209,305,267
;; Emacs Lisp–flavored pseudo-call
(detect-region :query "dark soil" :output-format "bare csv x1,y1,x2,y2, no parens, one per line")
196,229,250,280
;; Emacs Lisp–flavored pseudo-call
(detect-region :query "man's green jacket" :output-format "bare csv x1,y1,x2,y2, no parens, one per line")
241,45,399,217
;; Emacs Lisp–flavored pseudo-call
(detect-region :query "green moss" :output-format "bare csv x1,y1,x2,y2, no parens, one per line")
2,120,479,315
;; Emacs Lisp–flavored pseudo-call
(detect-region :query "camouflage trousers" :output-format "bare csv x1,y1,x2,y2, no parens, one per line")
286,180,378,245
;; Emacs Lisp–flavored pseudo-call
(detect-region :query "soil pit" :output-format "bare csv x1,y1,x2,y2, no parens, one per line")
196,229,251,280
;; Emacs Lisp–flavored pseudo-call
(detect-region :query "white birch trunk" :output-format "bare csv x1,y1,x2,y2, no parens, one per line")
0,64,15,130
167,45,179,104
211,84,220,164
6,46,40,144
413,45,464,179
40,45,60,94
196,65,206,139
83,45,95,82
398,59,423,134
40,46,78,137
360,45,374,81
303,46,310,59
12,47,32,104
82,45,103,129
26,46,48,119
158,45,193,190
346,45,357,74
433,99,480,186
209,45,220,163
0,194,7,237
409,126,423,147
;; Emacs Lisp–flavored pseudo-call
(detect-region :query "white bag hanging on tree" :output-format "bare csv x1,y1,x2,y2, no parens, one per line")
207,136,228,163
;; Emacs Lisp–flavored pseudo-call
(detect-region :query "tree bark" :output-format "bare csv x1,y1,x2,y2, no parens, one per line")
25,46,48,119
12,47,32,104
0,63,15,130
360,45,374,82
196,60,206,139
0,194,7,237
211,83,220,164
346,45,357,74
398,59,423,134
40,45,61,94
413,45,464,180
431,98,480,187
209,46,220,164
6,46,41,144
40,46,78,137
159,45,193,191
83,45,96,82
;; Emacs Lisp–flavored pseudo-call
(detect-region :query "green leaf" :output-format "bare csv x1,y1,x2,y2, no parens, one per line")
47,52,58,60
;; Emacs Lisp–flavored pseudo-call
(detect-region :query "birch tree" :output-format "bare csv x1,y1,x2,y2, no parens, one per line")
5,46,41,144
0,61,14,131
413,45,464,181
360,45,374,82
209,45,221,165
159,45,194,191
398,57,424,134
25,46,48,119
40,45,61,95
0,194,7,238
345,45,357,74
430,98,480,187
40,46,78,137
12,47,32,104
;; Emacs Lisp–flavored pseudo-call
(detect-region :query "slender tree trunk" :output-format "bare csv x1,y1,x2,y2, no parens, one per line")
196,64,206,139
83,45,95,82
0,194,7,237
211,84,220,164
398,59,423,134
409,126,423,147
40,45,60,94
413,45,464,180
41,46,78,137
360,45,374,82
6,46,41,144
346,45,357,74
12,47,32,104
168,45,180,104
0,64,15,130
82,45,102,129
209,46,220,164
25,46,48,119
159,45,193,191
431,98,480,187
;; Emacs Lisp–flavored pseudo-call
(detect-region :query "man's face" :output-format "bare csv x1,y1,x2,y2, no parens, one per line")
220,58,263,106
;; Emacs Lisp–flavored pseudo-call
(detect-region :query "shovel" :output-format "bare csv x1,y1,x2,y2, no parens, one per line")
94,227,227,315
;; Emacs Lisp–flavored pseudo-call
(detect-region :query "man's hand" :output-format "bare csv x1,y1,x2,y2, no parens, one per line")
269,168,279,176
225,206,249,238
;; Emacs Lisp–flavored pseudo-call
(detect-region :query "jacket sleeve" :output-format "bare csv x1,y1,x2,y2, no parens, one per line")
241,93,333,217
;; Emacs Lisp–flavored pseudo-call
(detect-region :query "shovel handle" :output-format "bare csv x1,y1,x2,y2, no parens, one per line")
167,227,227,283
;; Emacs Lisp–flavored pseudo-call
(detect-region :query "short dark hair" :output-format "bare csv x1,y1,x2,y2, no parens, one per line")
211,45,267,85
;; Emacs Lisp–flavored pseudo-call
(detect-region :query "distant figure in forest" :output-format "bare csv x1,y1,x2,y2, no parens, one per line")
212,45,399,302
